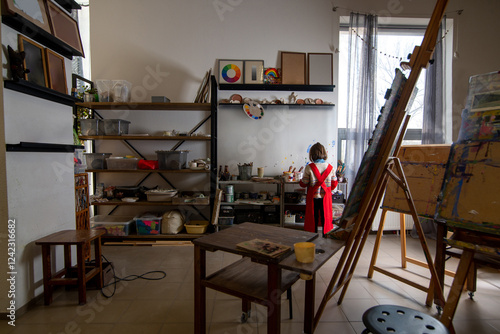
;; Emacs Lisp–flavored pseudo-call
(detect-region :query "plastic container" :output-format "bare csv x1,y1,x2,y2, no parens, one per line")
294,242,315,263
111,80,132,102
185,220,209,234
80,119,103,136
156,150,189,170
84,153,112,169
95,79,112,102
134,213,162,235
90,215,135,236
103,119,131,135
218,216,234,226
106,157,139,170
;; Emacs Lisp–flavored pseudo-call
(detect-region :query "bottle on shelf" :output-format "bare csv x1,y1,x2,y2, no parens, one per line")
223,165,231,181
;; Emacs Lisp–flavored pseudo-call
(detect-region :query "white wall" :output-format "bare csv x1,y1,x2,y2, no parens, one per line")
1,25,77,310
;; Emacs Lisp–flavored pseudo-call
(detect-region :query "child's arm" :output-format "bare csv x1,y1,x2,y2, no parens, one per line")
299,165,310,188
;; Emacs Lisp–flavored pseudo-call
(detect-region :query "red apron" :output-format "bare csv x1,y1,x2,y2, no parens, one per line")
304,163,334,234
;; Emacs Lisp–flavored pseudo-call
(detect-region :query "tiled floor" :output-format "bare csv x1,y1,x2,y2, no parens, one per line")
2,233,499,333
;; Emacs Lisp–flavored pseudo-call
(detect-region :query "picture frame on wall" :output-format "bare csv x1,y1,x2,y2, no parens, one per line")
18,35,48,87
308,53,333,85
244,60,264,84
3,0,51,32
46,1,85,56
45,48,67,94
218,60,244,84
280,52,306,85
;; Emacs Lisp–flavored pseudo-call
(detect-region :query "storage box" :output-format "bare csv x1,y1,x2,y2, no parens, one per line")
111,80,132,102
84,153,112,169
114,186,141,198
80,119,103,136
185,220,209,234
103,119,131,135
134,213,162,235
90,215,135,236
156,150,189,169
218,216,234,226
106,157,139,170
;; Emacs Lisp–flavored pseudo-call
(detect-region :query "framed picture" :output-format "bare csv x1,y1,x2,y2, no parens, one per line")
244,60,264,84
3,0,51,32
308,53,333,85
46,1,84,56
218,59,244,84
280,52,306,85
18,35,48,87
45,49,67,94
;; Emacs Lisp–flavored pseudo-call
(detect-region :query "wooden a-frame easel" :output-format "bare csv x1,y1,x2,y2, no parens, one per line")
312,0,451,332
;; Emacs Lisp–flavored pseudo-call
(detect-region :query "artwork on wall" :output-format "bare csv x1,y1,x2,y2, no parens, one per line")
218,60,244,84
244,60,264,84
264,68,280,84
280,52,306,85
308,53,333,85
3,0,51,32
45,48,67,94
18,35,48,87
46,1,84,56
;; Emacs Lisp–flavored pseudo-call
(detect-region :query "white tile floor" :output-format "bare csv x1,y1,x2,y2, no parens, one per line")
2,233,499,334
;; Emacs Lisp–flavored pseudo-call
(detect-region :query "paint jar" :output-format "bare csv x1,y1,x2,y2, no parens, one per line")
257,167,265,178
225,185,234,195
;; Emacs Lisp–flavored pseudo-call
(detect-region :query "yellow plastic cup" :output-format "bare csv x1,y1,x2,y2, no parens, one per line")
294,242,315,263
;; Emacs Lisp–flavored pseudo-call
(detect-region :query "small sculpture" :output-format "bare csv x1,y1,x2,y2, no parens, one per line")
8,46,30,81
289,92,298,104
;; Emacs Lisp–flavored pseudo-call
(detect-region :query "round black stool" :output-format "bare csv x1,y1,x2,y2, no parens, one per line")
362,305,449,334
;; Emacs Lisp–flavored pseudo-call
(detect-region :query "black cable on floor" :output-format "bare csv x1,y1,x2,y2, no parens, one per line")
100,254,167,298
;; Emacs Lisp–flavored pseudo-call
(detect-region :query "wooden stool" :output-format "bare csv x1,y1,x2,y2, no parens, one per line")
35,229,105,305
362,305,449,334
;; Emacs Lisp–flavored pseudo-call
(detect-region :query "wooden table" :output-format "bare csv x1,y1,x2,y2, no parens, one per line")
193,222,345,334
35,229,105,305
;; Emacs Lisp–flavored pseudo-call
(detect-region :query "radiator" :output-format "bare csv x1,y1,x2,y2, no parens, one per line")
371,208,415,231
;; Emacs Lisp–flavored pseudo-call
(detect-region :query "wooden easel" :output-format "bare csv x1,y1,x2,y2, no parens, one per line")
312,0,450,331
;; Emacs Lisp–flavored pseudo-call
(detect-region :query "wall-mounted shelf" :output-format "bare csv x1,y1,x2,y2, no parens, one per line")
76,102,211,111
5,80,79,106
6,142,83,153
219,103,335,108
2,14,83,58
86,169,210,174
92,201,210,207
54,0,82,12
219,84,335,92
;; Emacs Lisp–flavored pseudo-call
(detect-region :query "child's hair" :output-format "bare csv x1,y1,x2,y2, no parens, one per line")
309,142,328,162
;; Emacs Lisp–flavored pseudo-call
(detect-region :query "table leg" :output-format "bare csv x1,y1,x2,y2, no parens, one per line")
433,221,446,307
194,245,206,334
267,262,281,334
41,245,53,305
76,244,86,305
94,236,103,288
304,273,316,334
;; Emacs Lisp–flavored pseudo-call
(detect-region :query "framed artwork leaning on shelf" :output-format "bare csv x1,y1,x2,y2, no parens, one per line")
218,59,244,84
18,35,48,87
46,0,84,56
308,53,333,85
280,51,306,85
2,0,51,32
244,60,264,84
45,48,67,94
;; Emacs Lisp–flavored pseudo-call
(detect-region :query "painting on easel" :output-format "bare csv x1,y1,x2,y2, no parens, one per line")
334,69,407,228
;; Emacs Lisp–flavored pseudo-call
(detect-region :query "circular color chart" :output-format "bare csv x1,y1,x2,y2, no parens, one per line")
243,101,265,120
222,64,242,83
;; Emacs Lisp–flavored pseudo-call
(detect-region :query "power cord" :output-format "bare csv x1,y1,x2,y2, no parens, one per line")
99,254,167,298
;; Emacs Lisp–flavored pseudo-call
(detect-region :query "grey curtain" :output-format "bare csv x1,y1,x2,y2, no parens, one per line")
345,13,378,192
421,18,448,145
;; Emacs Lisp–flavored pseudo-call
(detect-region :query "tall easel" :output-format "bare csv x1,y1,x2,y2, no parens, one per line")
312,0,450,331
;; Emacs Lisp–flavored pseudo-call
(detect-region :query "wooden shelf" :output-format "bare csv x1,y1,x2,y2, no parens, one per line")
92,201,210,206
76,102,211,111
54,0,82,11
86,169,209,173
4,80,79,106
79,135,211,141
219,84,335,92
220,201,280,206
101,233,203,242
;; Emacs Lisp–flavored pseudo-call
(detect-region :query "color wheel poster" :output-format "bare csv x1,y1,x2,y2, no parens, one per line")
219,60,243,84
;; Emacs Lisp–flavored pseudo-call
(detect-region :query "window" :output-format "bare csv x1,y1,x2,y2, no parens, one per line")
337,18,453,161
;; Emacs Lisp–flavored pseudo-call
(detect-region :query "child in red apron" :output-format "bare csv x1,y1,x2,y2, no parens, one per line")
299,143,338,236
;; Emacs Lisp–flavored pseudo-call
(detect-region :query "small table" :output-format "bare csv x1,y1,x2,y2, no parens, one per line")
193,222,345,334
35,229,105,305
